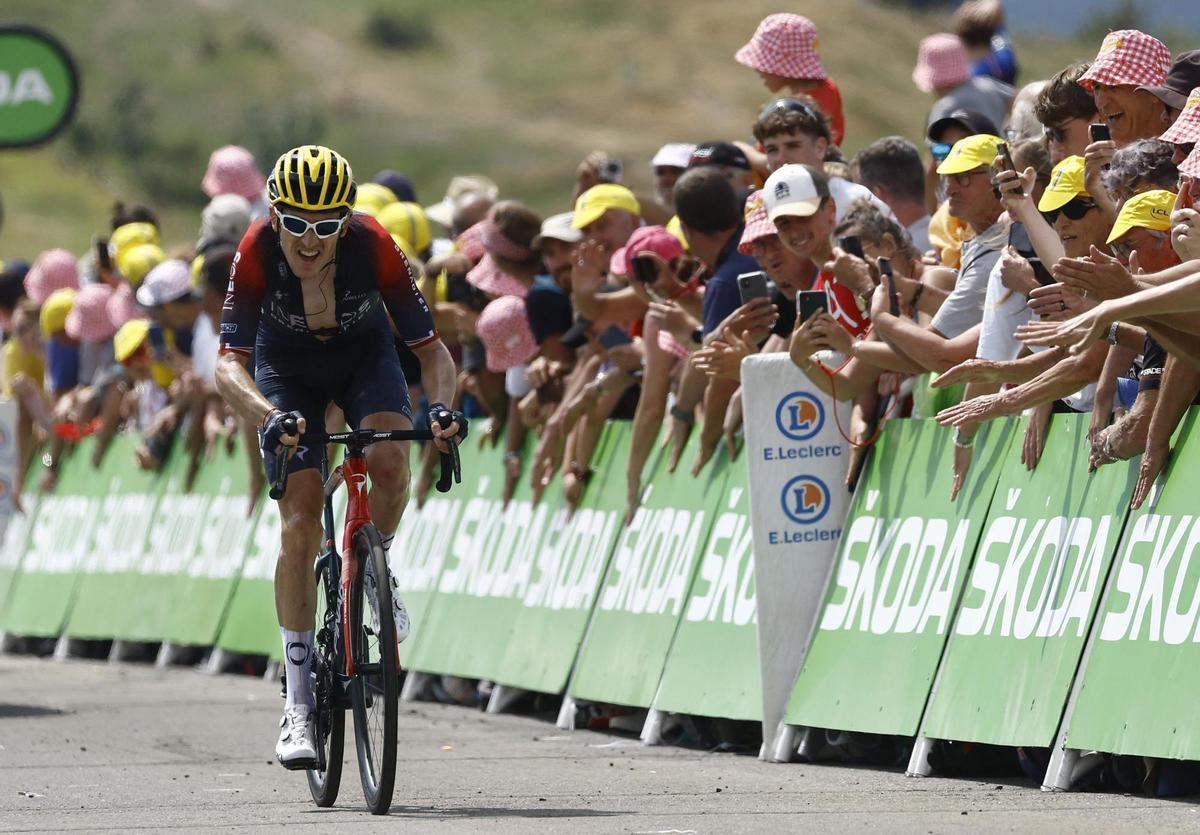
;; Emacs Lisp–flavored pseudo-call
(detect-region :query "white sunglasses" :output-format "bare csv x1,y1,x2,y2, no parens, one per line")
277,212,345,239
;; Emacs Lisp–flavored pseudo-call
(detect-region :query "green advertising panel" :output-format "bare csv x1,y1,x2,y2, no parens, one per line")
570,433,727,709
65,435,164,639
0,26,80,147
1066,409,1200,759
654,448,761,721
492,423,628,694
161,435,256,646
404,432,542,680
784,418,1013,736
0,467,42,616
921,414,1136,747
1,440,105,636
216,492,278,659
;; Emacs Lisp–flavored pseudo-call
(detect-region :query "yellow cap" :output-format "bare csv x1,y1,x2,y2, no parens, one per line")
665,215,690,250
109,222,161,260
936,134,1005,175
1107,189,1176,244
390,234,420,265
354,182,398,216
113,318,151,363
115,243,166,287
571,184,640,229
39,288,75,337
1037,156,1089,212
377,201,432,253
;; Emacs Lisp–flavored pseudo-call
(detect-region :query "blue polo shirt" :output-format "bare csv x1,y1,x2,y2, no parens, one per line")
701,224,759,337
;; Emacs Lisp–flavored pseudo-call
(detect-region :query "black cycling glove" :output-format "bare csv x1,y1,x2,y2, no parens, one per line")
426,402,468,442
258,409,303,488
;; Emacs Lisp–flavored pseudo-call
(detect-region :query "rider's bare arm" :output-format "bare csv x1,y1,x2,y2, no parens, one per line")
215,351,275,426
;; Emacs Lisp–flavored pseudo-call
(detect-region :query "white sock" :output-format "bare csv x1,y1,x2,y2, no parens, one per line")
281,628,315,709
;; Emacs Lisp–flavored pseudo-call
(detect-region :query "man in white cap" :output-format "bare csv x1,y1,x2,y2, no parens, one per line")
650,143,696,207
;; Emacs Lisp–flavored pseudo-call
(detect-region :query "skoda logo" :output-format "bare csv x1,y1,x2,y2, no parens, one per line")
775,391,824,442
781,475,830,525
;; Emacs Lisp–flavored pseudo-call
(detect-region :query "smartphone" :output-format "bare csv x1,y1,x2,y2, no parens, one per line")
878,257,901,317
996,141,1015,171
95,237,112,272
1089,123,1111,143
796,290,829,322
837,235,865,260
737,270,770,304
596,323,633,350
631,255,659,284
599,159,623,184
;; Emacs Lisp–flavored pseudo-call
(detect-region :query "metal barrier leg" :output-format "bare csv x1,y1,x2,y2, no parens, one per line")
906,735,936,777
202,647,232,675
555,694,577,731
0,632,17,653
795,726,822,762
400,671,430,702
263,660,281,683
485,684,527,715
155,642,182,669
53,635,83,661
1042,744,1081,792
771,723,799,762
640,709,665,746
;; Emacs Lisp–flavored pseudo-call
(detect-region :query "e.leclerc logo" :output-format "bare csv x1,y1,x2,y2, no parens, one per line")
780,474,830,525
775,391,824,441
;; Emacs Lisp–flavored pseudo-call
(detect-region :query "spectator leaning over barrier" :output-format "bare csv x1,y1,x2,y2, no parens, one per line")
852,137,933,254
753,97,895,224
915,33,1014,140
735,13,846,146
650,143,696,209
924,108,1000,263
1036,62,1101,165
568,184,643,328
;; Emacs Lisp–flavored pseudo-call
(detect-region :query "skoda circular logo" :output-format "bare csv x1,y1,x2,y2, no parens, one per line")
781,474,830,525
775,391,824,442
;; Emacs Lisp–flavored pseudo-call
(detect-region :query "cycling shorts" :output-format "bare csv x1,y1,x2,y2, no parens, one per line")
255,330,412,473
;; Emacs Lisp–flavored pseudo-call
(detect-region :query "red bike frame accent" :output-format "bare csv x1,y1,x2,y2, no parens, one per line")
339,451,372,678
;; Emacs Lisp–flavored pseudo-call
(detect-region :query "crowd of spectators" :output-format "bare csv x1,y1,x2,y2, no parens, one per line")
1,3,1198,540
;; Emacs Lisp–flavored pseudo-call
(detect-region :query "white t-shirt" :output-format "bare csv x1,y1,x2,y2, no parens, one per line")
192,312,219,384
976,257,1032,362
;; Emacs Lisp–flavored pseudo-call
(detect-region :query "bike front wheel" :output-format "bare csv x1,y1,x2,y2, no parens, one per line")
349,524,398,815
307,555,345,807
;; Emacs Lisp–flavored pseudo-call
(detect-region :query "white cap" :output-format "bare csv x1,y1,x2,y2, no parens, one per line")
198,193,252,252
651,143,697,169
762,164,830,222
532,212,584,249
424,174,500,228
135,259,195,307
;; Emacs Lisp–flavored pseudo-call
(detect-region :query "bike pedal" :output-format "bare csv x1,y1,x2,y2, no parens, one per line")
277,756,318,772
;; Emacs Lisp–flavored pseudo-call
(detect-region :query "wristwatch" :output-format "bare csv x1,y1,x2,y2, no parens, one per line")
1106,321,1121,346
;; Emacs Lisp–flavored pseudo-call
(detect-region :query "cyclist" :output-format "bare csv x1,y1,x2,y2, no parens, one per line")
214,145,467,769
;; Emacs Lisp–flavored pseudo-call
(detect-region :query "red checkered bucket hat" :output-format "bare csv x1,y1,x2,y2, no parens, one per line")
1161,87,1200,145
1182,145,1200,178
1078,30,1171,91
738,190,778,255
735,14,826,82
912,34,970,94
65,284,117,343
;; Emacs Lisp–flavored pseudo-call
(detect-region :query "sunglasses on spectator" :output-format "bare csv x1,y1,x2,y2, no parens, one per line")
1042,198,1097,224
757,97,821,123
1043,123,1070,144
930,142,952,162
941,169,990,188
631,253,700,284
1110,229,1167,260
277,213,345,239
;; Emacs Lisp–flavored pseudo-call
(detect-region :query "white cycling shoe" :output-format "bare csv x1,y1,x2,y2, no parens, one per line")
365,561,410,644
276,704,317,770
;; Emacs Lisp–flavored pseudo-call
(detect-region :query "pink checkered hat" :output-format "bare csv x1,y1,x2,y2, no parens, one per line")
1078,30,1171,92
201,145,266,202
1161,87,1200,145
106,282,138,331
1182,145,1200,178
455,219,488,264
738,190,778,255
913,34,970,94
477,295,537,372
65,283,117,343
466,253,528,299
735,14,826,82
24,248,80,306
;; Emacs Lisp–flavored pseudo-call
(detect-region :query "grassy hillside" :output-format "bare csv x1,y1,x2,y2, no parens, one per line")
0,0,1174,259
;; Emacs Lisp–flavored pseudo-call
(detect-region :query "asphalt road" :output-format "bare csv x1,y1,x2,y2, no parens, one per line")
0,656,1197,833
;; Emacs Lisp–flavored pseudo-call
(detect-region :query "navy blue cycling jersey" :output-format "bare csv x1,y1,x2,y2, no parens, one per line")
219,214,437,359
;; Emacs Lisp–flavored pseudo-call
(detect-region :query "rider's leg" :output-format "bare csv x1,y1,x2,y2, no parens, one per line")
360,410,413,537
276,469,324,708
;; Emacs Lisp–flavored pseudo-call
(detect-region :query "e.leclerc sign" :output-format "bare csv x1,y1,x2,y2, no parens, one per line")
0,25,79,148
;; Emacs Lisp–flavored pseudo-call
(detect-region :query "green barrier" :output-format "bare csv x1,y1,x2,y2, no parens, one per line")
215,494,278,659
783,418,1013,736
569,433,728,709
0,467,42,617
491,424,628,694
160,435,256,647
919,413,1136,748
653,448,760,721
65,435,165,639
0,440,106,637
1063,408,1200,760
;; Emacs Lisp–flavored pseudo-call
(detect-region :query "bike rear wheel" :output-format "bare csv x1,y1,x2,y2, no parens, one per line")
306,556,345,806
349,524,398,815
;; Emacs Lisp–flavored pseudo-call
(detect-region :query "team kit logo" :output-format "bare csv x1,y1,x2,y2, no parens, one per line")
781,474,830,525
775,391,824,442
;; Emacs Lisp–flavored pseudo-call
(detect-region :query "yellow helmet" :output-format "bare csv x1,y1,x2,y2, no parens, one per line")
267,145,357,212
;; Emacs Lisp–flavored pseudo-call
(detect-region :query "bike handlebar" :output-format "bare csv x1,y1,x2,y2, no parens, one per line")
267,419,462,501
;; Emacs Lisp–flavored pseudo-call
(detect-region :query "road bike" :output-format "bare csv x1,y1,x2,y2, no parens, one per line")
269,418,461,814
